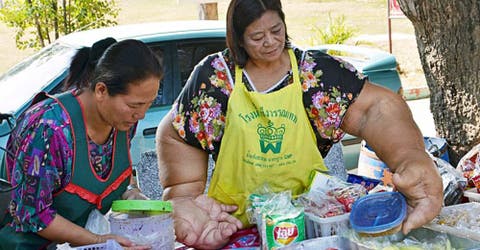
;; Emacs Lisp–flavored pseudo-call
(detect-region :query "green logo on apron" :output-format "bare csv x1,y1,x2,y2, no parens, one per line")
257,121,285,154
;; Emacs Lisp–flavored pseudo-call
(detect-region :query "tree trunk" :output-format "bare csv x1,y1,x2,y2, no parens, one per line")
397,0,480,165
198,2,218,20
62,0,67,33
51,0,59,39
26,0,45,47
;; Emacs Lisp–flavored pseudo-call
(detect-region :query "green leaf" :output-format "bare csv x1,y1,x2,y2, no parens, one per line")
0,0,119,50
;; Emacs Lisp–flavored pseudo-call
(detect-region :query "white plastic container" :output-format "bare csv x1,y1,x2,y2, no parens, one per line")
109,200,175,250
424,202,480,242
304,212,350,239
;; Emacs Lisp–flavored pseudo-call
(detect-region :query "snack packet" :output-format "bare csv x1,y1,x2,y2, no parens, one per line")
247,188,305,250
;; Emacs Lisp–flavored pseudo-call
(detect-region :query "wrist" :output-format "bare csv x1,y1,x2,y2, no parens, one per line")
94,234,104,244
122,184,141,199
163,184,204,200
126,183,139,191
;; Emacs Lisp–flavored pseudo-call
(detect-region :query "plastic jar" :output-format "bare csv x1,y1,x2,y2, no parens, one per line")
349,192,407,238
109,200,174,250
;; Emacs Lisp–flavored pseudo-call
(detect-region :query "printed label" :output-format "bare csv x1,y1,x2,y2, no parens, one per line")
273,222,298,245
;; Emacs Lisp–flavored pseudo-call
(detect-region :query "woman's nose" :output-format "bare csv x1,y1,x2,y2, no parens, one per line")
133,112,145,120
263,35,273,46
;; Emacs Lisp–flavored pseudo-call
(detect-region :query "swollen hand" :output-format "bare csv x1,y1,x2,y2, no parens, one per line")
172,194,243,249
392,157,443,234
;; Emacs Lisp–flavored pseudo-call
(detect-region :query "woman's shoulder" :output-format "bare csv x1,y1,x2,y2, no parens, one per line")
185,48,234,97
18,96,70,130
194,48,231,67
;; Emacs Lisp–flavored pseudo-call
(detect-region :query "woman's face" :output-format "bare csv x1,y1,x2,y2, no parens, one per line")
242,10,286,63
97,76,160,131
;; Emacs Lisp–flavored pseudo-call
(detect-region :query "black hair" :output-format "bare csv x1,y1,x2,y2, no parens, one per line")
226,0,290,67
64,37,163,96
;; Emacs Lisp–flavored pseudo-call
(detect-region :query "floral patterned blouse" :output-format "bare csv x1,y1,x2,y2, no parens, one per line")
5,94,135,233
172,47,366,160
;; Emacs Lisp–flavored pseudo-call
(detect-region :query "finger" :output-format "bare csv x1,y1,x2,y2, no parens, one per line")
220,203,239,213
218,221,238,238
392,172,430,205
217,211,243,229
194,194,219,212
392,160,443,235
401,189,442,234
392,171,419,191
125,245,152,250
195,194,238,213
403,197,442,234
175,217,200,246
194,222,232,250
110,235,134,247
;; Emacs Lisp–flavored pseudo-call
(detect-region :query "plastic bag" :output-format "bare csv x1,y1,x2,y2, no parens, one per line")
348,228,452,250
308,170,349,194
433,156,467,206
456,143,480,189
245,185,305,250
294,192,345,218
84,209,110,234
327,184,367,212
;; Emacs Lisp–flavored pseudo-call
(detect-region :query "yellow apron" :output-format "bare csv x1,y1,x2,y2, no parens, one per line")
207,49,327,226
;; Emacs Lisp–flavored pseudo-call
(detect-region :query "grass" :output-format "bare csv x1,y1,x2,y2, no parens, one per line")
0,0,426,88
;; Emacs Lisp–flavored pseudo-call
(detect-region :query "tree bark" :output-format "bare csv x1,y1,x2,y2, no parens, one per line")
397,0,480,165
51,0,58,39
62,0,67,33
198,2,218,20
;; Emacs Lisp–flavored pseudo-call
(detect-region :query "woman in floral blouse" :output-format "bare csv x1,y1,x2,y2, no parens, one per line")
156,0,443,249
0,38,161,249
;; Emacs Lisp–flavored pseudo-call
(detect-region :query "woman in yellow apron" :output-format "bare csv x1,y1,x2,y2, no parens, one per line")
156,0,443,249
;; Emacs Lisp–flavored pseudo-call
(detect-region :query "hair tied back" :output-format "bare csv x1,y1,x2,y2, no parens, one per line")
89,37,117,66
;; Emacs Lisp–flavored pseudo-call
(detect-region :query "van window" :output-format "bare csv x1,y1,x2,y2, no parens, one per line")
177,39,226,87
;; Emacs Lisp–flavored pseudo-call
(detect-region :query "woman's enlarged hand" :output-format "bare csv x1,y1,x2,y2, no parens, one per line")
171,194,243,249
392,157,443,235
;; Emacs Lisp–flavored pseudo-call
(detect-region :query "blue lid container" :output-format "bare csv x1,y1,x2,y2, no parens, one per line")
349,192,407,234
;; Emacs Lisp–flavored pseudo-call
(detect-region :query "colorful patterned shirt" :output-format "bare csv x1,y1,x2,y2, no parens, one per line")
5,94,135,233
172,47,366,160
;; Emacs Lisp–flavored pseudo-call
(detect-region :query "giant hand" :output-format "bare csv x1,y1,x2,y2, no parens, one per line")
393,156,443,234
172,194,243,249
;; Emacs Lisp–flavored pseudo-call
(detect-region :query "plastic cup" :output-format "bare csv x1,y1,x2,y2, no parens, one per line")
109,200,175,250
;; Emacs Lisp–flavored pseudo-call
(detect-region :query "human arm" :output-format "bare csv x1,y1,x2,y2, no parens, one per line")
341,81,443,234
37,213,150,249
156,111,209,200
121,175,149,200
156,112,242,249
121,125,149,200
